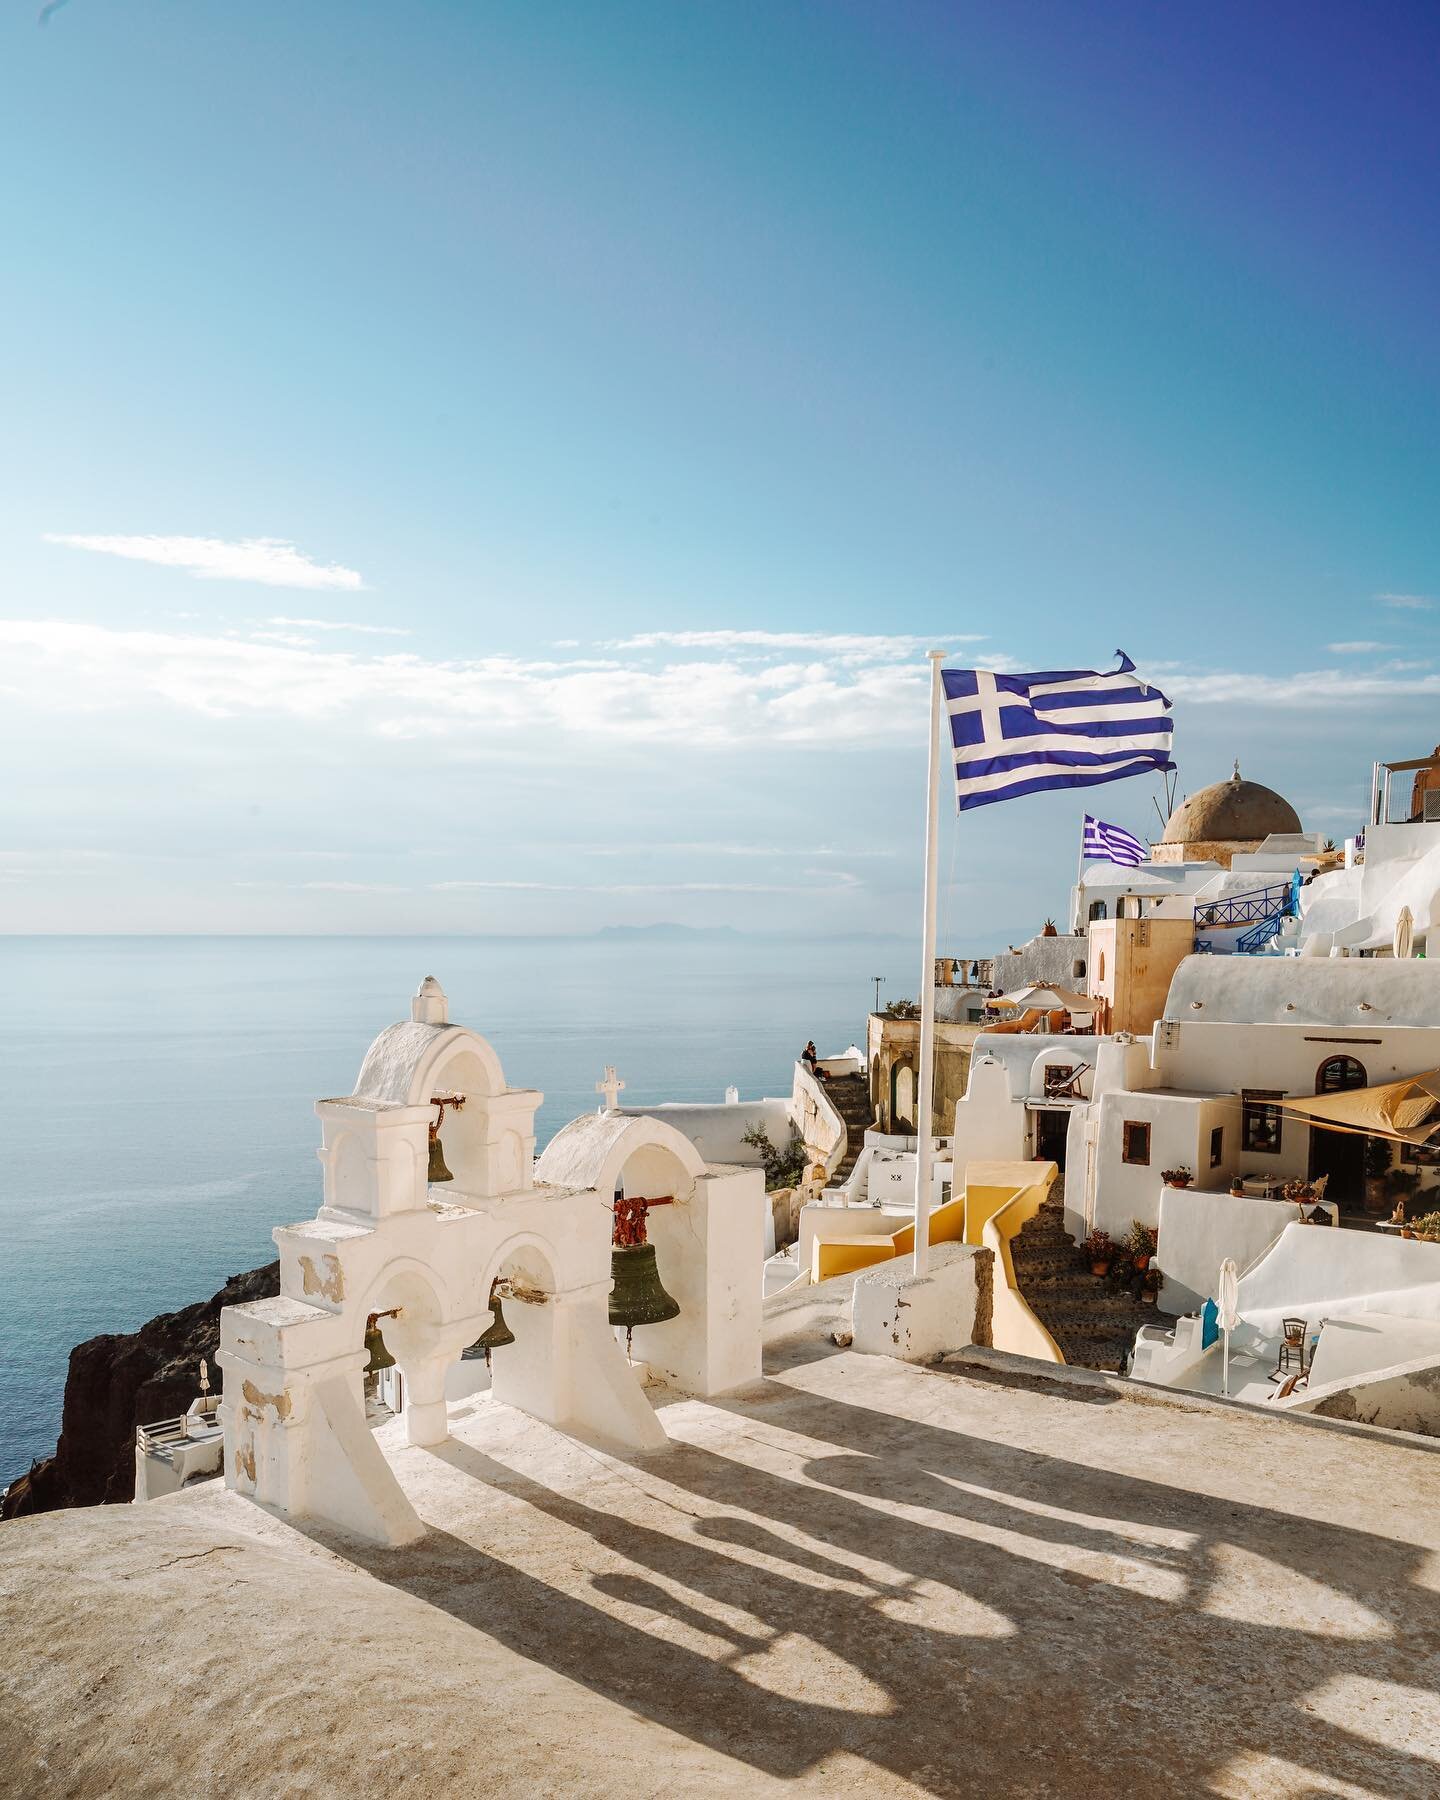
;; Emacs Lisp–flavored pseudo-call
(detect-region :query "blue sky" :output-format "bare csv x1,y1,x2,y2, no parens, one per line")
2,1,1438,940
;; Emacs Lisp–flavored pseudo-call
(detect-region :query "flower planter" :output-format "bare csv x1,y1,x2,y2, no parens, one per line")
1090,1260,1111,1278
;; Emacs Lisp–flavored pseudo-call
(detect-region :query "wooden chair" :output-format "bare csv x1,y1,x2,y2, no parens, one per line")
1274,1317,1307,1379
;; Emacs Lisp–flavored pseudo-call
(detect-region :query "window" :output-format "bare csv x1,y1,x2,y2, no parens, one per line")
1317,1055,1367,1094
1072,959,1087,979
1209,1125,1223,1169
1242,1091,1283,1155
1088,900,1108,922
1122,1120,1151,1165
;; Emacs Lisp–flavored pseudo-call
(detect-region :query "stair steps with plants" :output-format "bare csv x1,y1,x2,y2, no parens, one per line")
1008,1201,1154,1373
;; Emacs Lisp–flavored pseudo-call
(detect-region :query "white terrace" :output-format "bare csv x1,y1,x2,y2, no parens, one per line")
6,1282,1440,1799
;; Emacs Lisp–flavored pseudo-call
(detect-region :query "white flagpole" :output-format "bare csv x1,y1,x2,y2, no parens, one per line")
914,649,946,1276
1072,816,1087,933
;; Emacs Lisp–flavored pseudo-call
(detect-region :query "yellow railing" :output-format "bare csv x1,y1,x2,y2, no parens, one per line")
981,1167,1064,1364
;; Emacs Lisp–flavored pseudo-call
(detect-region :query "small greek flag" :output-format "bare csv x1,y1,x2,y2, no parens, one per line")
1083,813,1147,867
943,650,1173,813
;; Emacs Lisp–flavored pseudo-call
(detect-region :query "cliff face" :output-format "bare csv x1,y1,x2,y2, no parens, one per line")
1,1261,279,1519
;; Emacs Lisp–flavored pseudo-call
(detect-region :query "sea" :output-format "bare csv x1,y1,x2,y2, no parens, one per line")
0,931,908,1488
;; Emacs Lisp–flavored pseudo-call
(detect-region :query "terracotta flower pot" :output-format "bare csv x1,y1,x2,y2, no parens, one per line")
1091,1260,1111,1278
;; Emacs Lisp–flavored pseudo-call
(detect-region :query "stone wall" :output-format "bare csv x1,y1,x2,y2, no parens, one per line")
992,931,1090,988
1289,1351,1440,1436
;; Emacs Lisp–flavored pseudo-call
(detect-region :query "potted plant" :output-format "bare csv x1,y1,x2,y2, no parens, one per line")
1083,1229,1114,1277
1125,1219,1158,1272
1229,1176,1246,1198
1160,1166,1193,1189
1364,1137,1392,1215
1388,1168,1421,1218
1410,1210,1440,1243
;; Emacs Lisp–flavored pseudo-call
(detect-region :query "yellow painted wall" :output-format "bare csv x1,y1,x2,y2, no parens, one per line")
977,1161,1065,1364
963,1159,1060,1246
1087,917,1193,1037
810,1192,968,1282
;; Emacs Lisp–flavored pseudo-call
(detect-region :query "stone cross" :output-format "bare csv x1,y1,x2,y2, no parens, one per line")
596,1065,626,1111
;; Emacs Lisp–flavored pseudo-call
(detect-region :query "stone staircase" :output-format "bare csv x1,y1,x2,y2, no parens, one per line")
1009,1199,1153,1373
823,1073,873,1186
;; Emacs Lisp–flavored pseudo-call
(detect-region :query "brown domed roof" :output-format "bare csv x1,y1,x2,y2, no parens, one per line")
1160,766,1301,845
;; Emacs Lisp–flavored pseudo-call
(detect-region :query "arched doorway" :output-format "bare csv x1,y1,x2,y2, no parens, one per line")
890,1059,917,1132
1308,1055,1367,1208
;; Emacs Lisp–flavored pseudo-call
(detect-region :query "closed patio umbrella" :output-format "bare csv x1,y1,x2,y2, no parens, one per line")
1217,1257,1240,1398
1395,905,1415,961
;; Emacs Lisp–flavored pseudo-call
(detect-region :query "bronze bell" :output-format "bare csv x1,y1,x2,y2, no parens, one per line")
462,1285,516,1363
428,1127,455,1184
608,1242,680,1354
363,1315,395,1374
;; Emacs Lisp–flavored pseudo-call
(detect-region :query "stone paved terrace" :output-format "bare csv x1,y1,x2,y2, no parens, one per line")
3,1283,1440,1798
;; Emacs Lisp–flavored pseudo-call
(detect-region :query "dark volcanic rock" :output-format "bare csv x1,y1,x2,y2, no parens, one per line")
1,1262,279,1519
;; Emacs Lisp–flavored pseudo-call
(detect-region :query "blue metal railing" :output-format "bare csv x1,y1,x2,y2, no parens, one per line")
1236,911,1287,953
1193,873,1302,953
1192,882,1293,928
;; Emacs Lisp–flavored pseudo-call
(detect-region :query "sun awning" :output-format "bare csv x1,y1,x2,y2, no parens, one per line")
986,984,1094,1013
1276,1070,1440,1145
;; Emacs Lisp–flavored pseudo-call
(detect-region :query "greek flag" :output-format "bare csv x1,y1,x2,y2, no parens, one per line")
943,650,1174,813
1083,813,1147,867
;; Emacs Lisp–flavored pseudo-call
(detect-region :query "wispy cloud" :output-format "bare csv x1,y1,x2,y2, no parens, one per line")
1166,667,1440,704
0,621,931,744
267,616,407,636
606,629,986,660
587,841,895,859
301,881,407,893
431,875,861,894
43,534,365,591
1327,641,1391,654
10,621,1440,757
1377,593,1435,611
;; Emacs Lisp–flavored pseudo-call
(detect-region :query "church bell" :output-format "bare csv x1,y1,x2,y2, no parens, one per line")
427,1128,455,1184
462,1284,516,1364
363,1315,395,1375
608,1242,680,1354
427,1092,466,1185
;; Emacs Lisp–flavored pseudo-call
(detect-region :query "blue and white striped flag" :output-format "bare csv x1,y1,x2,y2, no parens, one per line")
943,650,1173,813
1083,813,1147,867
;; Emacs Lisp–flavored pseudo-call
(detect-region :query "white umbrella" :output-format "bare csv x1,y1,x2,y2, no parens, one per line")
986,983,1094,1014
1395,905,1415,961
1216,1257,1240,1398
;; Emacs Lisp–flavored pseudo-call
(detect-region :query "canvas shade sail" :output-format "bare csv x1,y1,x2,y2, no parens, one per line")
1275,1070,1440,1146
986,984,1094,1013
